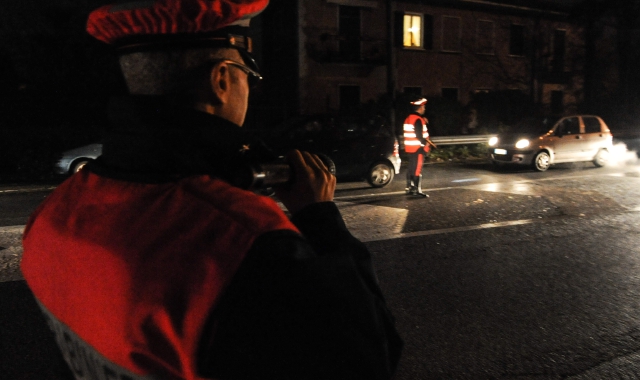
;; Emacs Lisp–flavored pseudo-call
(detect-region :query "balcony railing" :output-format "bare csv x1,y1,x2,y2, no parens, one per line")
539,67,571,84
305,32,386,65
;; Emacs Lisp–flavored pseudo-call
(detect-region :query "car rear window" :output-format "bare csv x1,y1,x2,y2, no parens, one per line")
557,117,581,135
583,117,602,133
271,115,392,144
510,117,559,134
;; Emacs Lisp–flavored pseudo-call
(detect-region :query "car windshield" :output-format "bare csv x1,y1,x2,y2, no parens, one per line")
337,115,391,139
507,116,559,135
272,115,390,142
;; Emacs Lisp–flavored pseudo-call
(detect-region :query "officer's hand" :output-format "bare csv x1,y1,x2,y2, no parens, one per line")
274,149,336,215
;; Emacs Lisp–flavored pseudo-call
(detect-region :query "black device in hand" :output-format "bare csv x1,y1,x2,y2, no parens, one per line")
233,154,336,190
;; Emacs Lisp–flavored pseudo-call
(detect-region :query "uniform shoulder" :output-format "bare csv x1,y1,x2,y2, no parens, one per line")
182,176,298,234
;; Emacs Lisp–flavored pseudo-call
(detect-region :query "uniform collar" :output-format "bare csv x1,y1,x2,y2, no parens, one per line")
92,95,274,184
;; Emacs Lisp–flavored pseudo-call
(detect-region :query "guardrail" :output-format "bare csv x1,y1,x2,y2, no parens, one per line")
429,135,496,145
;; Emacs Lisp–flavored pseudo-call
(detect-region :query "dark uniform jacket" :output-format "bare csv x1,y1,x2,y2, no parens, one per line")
21,96,403,380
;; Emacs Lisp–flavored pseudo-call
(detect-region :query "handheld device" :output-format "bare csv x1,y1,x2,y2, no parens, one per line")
236,154,336,190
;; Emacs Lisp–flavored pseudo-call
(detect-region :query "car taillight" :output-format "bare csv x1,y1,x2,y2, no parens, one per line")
393,140,399,157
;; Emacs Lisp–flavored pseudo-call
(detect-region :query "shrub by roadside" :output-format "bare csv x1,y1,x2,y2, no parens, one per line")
400,143,489,164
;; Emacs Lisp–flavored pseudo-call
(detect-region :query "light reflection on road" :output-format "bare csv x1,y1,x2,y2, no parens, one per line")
469,181,540,196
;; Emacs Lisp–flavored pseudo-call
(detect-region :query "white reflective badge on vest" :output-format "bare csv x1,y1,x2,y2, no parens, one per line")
37,300,154,380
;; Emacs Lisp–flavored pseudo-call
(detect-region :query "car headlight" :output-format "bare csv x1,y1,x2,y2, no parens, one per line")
488,137,498,146
515,139,530,149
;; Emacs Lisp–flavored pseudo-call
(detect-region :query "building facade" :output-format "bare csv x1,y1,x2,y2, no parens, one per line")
258,0,587,130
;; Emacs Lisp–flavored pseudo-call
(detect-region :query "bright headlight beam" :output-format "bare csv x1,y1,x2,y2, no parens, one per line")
515,139,530,149
488,137,498,146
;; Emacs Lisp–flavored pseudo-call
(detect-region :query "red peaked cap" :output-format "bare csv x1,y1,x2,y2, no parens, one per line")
87,0,268,61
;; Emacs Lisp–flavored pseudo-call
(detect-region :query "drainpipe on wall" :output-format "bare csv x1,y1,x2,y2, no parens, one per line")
298,0,307,115
531,16,540,105
386,0,397,134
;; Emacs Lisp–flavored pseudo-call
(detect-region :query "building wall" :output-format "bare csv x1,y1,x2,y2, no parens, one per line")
298,0,388,115
254,1,300,126
294,0,586,119
394,2,584,113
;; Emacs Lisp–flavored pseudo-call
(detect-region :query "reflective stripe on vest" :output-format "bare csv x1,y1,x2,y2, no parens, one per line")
403,113,429,153
37,299,154,380
21,170,299,380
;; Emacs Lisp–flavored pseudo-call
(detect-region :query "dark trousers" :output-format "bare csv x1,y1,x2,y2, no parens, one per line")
406,150,426,178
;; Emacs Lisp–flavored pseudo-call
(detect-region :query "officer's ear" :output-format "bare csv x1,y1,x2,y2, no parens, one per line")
209,62,231,104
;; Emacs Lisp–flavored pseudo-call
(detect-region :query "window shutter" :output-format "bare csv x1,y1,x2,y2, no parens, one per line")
424,14,434,50
394,12,404,47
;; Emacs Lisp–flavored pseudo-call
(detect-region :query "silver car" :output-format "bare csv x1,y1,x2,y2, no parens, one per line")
488,115,613,171
55,143,103,175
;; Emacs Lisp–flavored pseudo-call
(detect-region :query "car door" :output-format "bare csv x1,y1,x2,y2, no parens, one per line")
580,116,610,158
284,117,352,176
551,116,585,162
325,119,368,177
282,119,326,153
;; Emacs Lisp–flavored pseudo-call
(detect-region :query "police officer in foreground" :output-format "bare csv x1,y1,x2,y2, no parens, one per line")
403,97,436,197
20,1,402,379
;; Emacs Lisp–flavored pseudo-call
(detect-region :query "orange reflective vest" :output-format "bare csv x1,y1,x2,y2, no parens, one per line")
21,170,298,380
403,113,429,153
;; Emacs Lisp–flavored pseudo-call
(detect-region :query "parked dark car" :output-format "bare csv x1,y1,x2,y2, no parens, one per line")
261,114,401,187
54,143,102,175
55,115,402,188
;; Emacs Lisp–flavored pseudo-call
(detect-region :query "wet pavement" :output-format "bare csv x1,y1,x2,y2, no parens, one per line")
3,161,640,379
371,210,640,379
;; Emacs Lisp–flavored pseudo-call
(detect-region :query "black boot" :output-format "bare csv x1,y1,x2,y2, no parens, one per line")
415,175,428,197
406,175,416,194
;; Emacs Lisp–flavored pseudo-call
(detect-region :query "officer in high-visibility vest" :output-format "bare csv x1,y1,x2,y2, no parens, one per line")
21,1,402,379
403,97,437,197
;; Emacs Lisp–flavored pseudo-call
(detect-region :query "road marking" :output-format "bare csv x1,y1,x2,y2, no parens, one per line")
0,225,25,229
0,225,25,282
567,351,640,379
4,168,639,282
466,181,541,196
335,191,406,200
336,168,640,201
359,218,538,242
336,201,408,242
336,200,569,243
0,186,57,194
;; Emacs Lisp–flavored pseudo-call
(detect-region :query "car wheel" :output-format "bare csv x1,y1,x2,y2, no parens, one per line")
533,151,550,172
71,159,90,174
367,162,394,187
593,149,609,167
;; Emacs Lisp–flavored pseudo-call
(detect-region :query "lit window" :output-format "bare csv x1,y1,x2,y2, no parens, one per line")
403,14,423,48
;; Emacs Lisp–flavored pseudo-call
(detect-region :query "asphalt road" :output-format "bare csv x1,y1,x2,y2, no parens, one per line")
2,158,640,379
